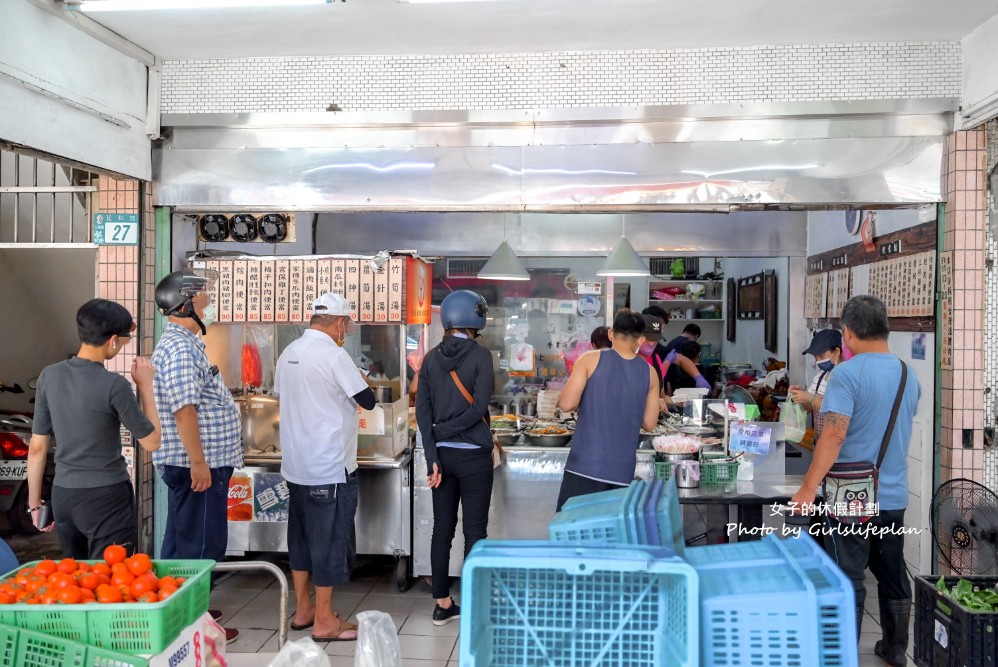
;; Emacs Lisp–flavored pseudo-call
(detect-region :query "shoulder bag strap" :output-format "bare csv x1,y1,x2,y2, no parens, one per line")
450,370,503,454
875,360,907,470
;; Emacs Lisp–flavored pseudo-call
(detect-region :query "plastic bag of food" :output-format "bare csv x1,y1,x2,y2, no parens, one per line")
266,637,330,667
243,325,275,390
780,400,807,444
354,610,402,667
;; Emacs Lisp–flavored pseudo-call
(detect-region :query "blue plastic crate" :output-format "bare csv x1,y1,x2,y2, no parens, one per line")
643,479,663,546
548,482,642,544
459,541,699,667
624,480,647,544
658,476,687,557
688,534,857,667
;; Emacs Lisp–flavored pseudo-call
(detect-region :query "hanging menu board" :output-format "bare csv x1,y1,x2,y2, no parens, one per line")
345,260,361,321
189,255,429,325
388,257,405,322
359,261,375,323
939,251,954,369
203,260,221,318
303,260,319,313
374,265,389,323
804,272,827,319
289,260,305,322
217,261,234,323
246,261,261,322
232,260,248,322
317,259,333,297
260,261,275,322
275,260,290,322
804,220,936,332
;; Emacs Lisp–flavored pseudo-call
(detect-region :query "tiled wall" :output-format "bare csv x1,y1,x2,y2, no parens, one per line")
97,176,157,552
940,129,987,484
985,120,997,493
161,41,961,113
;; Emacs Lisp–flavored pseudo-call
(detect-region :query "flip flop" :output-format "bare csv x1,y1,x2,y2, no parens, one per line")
311,626,358,642
289,619,314,631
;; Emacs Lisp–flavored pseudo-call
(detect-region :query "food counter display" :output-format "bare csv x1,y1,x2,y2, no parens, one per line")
413,400,797,578
190,252,432,591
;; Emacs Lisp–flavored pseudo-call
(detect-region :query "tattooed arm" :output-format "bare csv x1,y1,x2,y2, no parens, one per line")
790,411,851,509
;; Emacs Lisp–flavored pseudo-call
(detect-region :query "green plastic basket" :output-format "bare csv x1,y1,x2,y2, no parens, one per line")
653,460,674,480
699,454,739,484
0,559,213,656
0,622,148,667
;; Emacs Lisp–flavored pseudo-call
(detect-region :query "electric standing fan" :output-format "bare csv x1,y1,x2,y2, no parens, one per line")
930,478,998,575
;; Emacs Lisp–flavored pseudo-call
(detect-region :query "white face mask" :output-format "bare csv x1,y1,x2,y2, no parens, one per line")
200,302,217,328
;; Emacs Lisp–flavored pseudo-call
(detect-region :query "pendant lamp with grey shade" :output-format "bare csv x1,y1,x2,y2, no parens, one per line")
478,217,530,280
597,216,649,277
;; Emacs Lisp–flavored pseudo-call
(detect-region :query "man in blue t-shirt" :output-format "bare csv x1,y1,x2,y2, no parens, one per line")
791,295,919,667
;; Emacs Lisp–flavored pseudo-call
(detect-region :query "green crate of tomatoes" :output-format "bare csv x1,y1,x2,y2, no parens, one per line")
0,552,213,656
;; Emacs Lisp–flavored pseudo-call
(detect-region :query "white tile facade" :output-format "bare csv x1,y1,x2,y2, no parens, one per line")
161,41,961,113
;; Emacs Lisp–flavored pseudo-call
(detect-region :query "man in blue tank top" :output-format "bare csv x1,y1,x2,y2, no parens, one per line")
555,310,661,511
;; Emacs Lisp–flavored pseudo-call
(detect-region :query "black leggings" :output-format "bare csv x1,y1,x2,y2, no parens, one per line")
430,446,494,600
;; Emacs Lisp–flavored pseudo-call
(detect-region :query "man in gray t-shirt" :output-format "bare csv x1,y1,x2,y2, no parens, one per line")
29,299,161,559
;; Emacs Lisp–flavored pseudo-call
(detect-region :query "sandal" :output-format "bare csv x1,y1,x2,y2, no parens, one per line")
289,618,314,631
311,625,358,642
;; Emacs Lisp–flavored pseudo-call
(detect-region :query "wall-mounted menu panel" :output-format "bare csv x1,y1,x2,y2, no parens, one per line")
188,255,430,324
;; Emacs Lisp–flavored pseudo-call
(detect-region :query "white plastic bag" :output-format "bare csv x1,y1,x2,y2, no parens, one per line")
266,637,330,667
780,400,807,444
354,610,402,667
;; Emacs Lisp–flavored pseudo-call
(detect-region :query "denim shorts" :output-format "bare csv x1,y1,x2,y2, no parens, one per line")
286,473,358,587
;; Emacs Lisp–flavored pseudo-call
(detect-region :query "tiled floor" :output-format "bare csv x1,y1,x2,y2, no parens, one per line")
221,561,916,666
221,558,461,667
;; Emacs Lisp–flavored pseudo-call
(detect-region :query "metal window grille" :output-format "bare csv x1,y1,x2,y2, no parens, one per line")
0,146,98,244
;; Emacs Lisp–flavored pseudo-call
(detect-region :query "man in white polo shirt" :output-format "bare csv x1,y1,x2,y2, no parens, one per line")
275,292,376,642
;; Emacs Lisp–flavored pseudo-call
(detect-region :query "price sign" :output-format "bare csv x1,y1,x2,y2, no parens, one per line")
93,213,139,245
729,423,772,455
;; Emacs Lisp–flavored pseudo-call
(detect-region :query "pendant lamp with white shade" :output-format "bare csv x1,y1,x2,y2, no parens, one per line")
478,217,530,281
597,216,649,277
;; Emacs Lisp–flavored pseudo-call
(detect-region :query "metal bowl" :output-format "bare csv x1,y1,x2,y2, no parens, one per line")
654,451,699,463
524,431,573,447
492,429,521,447
724,369,758,382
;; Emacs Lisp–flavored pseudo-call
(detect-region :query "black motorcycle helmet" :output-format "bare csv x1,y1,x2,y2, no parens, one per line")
155,269,218,335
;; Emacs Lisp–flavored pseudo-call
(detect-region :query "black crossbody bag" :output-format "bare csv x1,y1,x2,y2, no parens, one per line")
822,361,907,525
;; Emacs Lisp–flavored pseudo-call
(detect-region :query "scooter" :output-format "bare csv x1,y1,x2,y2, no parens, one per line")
0,415,54,534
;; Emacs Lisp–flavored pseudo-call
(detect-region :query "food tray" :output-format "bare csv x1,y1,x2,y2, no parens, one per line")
460,542,699,667
0,560,213,656
687,534,857,667
0,622,148,667
914,575,998,667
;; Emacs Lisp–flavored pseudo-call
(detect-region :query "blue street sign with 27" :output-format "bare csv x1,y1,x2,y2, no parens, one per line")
93,213,139,246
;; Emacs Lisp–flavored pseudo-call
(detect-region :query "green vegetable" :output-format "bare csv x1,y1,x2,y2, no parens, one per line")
936,578,998,613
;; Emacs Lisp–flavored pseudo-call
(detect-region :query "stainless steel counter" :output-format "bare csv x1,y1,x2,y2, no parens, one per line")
413,445,658,578
413,446,805,576
226,453,413,587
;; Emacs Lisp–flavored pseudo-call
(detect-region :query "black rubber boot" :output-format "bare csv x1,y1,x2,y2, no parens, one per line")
874,597,911,666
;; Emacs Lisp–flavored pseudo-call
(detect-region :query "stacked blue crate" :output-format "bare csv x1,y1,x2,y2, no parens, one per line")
459,542,699,667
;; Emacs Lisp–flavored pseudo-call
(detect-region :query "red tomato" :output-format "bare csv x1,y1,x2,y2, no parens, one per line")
57,587,81,605
103,545,127,567
34,560,57,577
125,554,152,577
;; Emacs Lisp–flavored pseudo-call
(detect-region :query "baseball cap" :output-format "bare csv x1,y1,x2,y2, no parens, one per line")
802,329,842,356
641,314,664,341
312,292,351,317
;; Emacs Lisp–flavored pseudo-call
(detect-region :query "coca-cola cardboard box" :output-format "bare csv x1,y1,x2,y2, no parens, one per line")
227,470,253,522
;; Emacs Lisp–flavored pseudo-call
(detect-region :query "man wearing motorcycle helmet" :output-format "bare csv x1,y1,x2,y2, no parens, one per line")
414,290,494,627
151,270,242,642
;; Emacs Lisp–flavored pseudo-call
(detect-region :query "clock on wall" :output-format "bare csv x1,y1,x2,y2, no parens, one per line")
845,210,862,236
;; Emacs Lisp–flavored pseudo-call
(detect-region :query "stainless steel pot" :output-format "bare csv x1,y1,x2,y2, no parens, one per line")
492,429,521,447
524,431,572,447
235,394,281,455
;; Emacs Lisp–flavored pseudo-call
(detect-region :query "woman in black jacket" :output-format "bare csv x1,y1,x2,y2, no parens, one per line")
414,290,494,626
